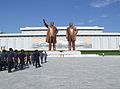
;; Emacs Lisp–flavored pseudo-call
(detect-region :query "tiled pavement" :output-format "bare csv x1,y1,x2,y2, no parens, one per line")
0,57,120,89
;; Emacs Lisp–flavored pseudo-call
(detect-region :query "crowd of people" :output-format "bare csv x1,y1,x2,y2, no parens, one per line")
0,48,48,73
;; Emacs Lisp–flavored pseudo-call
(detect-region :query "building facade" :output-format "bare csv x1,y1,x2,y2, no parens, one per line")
0,26,120,51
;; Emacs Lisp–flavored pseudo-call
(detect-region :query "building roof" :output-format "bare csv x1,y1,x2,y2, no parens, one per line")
20,26,104,31
1,26,120,37
0,32,120,37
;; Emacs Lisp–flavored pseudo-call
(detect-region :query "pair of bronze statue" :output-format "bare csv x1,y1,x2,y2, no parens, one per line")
43,19,78,51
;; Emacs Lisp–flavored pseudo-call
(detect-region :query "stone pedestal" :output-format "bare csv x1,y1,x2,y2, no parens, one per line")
46,50,81,57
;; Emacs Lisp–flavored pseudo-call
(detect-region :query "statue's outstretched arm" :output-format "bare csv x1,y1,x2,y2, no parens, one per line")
43,19,48,28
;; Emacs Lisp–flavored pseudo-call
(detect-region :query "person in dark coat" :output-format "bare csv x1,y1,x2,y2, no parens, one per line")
19,49,26,70
33,50,41,68
40,51,44,64
14,50,19,69
44,51,48,63
1,50,7,70
31,52,35,66
7,48,14,73
0,51,2,71
26,52,31,65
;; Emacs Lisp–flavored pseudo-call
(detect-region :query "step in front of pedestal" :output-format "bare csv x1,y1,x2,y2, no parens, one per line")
46,51,99,57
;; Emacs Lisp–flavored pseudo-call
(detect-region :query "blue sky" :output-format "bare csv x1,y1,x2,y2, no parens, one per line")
0,0,120,33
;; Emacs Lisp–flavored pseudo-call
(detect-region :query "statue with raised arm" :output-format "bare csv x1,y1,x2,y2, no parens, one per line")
43,19,58,51
66,22,78,50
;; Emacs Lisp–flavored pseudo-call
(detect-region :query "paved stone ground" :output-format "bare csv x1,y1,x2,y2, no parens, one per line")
0,57,120,89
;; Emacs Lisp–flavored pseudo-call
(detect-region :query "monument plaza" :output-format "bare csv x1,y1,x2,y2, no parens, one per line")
0,57,120,89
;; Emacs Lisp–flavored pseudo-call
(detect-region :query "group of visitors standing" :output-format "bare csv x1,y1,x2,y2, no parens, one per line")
0,48,48,73
31,50,47,68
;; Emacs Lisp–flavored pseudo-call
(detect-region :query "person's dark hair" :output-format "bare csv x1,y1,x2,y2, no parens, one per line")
14,50,17,52
21,49,24,52
2,49,6,52
35,50,38,52
9,48,13,51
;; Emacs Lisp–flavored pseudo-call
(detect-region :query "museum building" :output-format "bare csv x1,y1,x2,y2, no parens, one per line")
0,26,120,51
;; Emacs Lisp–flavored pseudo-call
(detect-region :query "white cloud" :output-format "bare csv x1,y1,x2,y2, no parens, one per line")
76,22,85,25
88,19,94,23
90,0,120,8
88,18,99,23
100,14,109,18
87,14,108,23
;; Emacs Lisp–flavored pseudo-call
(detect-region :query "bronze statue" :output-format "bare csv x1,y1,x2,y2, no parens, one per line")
66,22,78,50
43,19,58,51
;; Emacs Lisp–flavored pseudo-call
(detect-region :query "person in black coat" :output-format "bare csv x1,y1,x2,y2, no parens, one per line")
0,51,2,71
14,50,19,69
40,51,44,64
7,48,14,73
26,52,31,65
43,51,48,63
31,52,35,66
19,49,26,70
33,50,41,68
1,50,7,70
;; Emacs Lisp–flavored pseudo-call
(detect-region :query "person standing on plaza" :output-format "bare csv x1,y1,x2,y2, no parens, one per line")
14,50,19,70
19,49,26,70
40,51,44,64
0,51,2,71
1,49,8,70
33,50,41,68
44,51,48,63
31,52,35,66
26,52,31,65
7,48,14,73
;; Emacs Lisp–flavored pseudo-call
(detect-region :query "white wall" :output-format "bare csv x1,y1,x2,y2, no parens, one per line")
91,36,120,50
0,35,120,51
